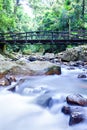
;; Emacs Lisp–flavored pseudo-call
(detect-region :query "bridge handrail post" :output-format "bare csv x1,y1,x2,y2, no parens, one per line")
52,31,54,43
25,32,27,41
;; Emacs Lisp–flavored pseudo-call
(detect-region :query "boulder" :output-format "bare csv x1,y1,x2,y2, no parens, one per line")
69,111,84,126
0,60,17,74
78,74,86,78
43,53,55,60
0,75,16,86
24,61,61,75
35,92,53,108
0,54,61,76
66,94,87,106
44,66,61,75
8,66,34,76
0,77,11,86
70,61,84,67
58,48,80,62
62,105,85,125
28,56,37,62
57,45,87,62
61,106,71,115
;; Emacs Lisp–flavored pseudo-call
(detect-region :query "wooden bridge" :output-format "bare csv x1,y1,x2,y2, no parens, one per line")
0,31,87,44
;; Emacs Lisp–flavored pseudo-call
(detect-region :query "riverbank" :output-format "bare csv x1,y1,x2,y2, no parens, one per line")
0,45,87,85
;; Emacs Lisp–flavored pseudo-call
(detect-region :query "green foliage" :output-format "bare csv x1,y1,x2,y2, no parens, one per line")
0,0,86,32
0,0,15,32
38,0,86,31
67,44,73,49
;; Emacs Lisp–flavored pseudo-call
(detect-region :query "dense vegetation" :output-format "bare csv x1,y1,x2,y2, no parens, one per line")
0,0,87,53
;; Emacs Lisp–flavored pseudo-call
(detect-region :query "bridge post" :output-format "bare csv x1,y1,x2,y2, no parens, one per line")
51,31,54,43
25,32,27,42
51,31,55,52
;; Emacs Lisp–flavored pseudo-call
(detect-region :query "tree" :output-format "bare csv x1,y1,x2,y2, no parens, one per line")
0,0,16,32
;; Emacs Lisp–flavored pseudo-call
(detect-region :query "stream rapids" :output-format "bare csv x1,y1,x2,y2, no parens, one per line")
0,65,87,130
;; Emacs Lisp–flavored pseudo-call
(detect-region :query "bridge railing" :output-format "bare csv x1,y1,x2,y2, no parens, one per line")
0,30,87,43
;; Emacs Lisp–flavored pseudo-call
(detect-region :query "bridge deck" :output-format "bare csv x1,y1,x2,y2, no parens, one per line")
0,31,87,44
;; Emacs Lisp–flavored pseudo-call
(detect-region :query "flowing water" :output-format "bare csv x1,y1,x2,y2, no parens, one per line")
0,65,87,130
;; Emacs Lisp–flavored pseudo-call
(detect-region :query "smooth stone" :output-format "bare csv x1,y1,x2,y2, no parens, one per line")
62,105,85,125
28,56,37,62
44,66,61,75
78,74,86,78
35,92,53,108
61,106,71,115
66,94,87,106
69,111,84,126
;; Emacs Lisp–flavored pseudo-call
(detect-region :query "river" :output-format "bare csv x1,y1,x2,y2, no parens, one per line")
0,65,87,130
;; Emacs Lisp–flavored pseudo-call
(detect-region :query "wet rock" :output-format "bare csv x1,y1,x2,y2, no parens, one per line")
28,56,37,62
44,66,61,75
62,105,85,125
9,78,26,92
8,85,16,92
66,94,87,106
62,106,71,115
36,92,53,108
69,61,84,67
9,75,17,82
67,67,75,70
78,74,86,78
69,111,84,126
0,75,17,87
0,77,11,86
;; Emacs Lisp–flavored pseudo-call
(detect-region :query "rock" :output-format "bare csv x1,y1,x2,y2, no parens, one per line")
57,45,87,62
35,92,53,108
69,111,84,126
0,77,11,86
6,78,26,92
66,94,87,106
9,75,17,82
16,57,29,65
58,48,79,62
8,85,16,92
61,106,71,115
62,105,85,125
67,67,75,70
78,74,86,78
8,66,34,76
44,66,61,75
43,53,55,60
24,61,61,75
0,73,5,79
0,53,61,76
70,61,84,67
0,75,17,87
28,56,37,62
0,60,17,74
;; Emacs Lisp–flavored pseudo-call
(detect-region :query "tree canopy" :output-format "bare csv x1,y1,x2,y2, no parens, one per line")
0,0,87,32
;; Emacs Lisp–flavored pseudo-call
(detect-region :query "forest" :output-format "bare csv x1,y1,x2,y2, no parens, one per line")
0,0,87,32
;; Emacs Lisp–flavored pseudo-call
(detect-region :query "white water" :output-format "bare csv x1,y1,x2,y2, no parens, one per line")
0,66,87,130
